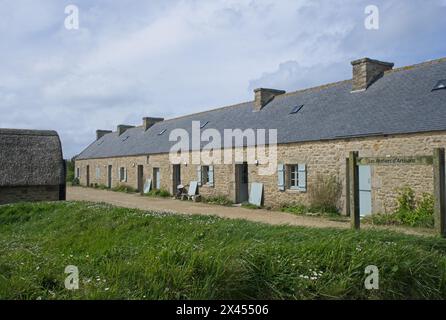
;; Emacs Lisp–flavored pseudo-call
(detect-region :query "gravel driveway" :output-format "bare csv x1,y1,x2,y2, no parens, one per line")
67,186,430,236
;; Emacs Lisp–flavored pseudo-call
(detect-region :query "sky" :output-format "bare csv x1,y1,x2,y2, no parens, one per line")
0,0,445,159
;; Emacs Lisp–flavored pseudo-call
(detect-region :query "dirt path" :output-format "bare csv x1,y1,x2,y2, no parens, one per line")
67,187,431,236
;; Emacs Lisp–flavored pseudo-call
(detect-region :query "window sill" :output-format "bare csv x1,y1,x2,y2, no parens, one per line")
201,183,214,188
286,188,306,194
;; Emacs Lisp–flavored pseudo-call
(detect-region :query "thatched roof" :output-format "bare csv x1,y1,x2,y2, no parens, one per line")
0,129,65,187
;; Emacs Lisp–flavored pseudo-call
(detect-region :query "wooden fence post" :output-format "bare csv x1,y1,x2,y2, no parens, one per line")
433,148,446,237
349,151,360,230
345,157,350,217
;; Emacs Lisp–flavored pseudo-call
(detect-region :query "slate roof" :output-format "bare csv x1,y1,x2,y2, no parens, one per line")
0,129,65,186
77,58,446,160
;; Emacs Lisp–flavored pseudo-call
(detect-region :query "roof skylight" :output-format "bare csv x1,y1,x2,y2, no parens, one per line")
432,80,446,91
290,105,304,114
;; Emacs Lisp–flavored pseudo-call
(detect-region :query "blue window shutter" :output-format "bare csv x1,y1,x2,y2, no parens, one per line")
278,164,285,191
209,165,214,187
298,164,307,192
197,166,202,186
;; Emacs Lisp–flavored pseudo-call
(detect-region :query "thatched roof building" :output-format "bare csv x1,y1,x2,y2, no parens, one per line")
0,129,65,204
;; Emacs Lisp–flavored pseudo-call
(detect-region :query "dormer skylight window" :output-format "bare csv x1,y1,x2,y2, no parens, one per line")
200,121,209,129
158,129,167,136
290,104,304,114
432,80,446,91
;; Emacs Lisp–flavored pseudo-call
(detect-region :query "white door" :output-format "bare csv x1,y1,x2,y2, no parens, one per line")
359,165,372,216
154,168,160,189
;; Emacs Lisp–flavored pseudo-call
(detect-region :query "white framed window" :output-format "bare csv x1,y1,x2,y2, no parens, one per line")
202,165,210,185
119,167,127,182
96,167,101,179
289,165,299,189
197,165,214,187
278,164,307,192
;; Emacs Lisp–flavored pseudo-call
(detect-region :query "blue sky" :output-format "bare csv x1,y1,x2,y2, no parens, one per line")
0,0,445,158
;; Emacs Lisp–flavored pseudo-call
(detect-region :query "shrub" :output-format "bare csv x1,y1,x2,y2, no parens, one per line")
397,192,434,228
308,204,339,215
72,178,80,186
241,203,262,209
146,189,171,198
364,213,400,226
308,174,341,214
366,188,434,228
280,203,307,215
66,159,75,182
396,186,416,212
416,193,435,220
202,196,233,206
112,185,137,193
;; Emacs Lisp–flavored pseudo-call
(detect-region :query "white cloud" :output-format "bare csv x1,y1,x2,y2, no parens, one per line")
0,0,445,158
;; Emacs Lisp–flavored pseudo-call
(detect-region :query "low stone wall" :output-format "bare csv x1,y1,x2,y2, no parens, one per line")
0,185,60,205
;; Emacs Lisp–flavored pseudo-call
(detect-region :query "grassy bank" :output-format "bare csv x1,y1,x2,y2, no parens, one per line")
0,201,446,300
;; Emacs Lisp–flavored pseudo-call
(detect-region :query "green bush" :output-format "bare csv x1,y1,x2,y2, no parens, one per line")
146,189,171,198
308,174,341,215
308,204,339,215
241,203,262,209
94,184,108,190
397,192,434,228
203,195,233,206
112,185,137,193
364,213,400,226
366,188,434,228
72,178,80,186
396,186,416,212
280,203,307,215
66,159,75,183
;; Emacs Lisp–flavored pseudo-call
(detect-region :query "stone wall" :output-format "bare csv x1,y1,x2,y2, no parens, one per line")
0,185,60,205
75,131,446,214
75,155,172,191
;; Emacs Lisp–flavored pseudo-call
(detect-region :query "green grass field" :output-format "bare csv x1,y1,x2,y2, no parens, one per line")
1,201,446,300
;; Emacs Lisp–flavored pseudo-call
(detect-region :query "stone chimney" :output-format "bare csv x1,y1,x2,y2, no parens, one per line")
351,58,394,92
253,88,286,111
117,125,134,136
96,130,112,140
143,117,164,131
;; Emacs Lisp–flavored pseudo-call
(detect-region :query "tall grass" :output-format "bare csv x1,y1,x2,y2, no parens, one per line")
308,174,342,214
0,201,446,300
